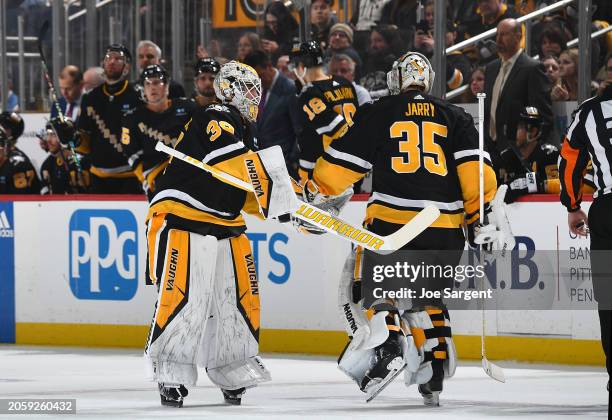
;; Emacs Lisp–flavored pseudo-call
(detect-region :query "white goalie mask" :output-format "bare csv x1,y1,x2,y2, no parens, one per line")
213,61,262,122
386,52,435,95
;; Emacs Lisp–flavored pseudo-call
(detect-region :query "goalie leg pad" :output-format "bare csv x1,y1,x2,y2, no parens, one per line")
338,249,369,339
144,230,218,386
199,234,269,389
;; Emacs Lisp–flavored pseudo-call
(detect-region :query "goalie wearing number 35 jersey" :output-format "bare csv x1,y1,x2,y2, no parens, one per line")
290,41,359,182
309,52,498,405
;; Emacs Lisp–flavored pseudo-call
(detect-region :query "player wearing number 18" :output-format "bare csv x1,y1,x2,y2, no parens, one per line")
290,40,359,183
307,52,498,404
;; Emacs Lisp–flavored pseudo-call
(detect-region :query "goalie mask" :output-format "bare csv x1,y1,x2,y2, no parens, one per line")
213,61,262,122
387,52,435,95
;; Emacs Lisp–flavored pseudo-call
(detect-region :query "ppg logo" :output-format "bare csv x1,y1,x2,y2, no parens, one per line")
69,209,138,300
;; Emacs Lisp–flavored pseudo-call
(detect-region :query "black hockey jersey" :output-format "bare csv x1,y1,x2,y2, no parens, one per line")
77,80,143,178
40,152,91,194
312,90,498,231
121,98,196,198
147,103,261,239
296,75,358,182
0,148,40,194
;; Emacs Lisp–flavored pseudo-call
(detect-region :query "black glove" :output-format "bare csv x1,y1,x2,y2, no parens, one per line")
49,117,77,146
0,126,8,148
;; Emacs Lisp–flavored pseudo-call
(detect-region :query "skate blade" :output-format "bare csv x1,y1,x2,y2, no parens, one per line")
365,358,406,403
422,391,440,407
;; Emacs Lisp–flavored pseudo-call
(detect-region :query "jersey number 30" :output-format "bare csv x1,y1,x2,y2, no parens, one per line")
390,121,447,176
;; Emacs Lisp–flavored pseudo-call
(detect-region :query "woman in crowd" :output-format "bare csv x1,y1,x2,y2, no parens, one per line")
460,66,485,103
538,26,567,59
236,32,262,62
551,48,579,101
262,1,299,61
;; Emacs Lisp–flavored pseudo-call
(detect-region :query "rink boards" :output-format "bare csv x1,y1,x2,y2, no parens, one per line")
0,195,604,366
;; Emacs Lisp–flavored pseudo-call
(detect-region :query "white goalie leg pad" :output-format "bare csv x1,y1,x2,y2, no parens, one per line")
206,356,271,390
199,236,270,389
337,250,369,343
402,311,438,387
444,315,457,378
244,145,300,219
144,232,218,386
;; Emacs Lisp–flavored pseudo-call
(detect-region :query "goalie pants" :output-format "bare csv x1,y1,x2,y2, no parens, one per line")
144,221,261,388
588,194,612,381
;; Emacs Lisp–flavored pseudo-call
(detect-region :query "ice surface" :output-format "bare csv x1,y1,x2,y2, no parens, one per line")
0,346,607,419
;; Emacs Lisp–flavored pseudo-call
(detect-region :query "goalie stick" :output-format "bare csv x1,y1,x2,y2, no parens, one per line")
155,142,440,252
477,92,506,383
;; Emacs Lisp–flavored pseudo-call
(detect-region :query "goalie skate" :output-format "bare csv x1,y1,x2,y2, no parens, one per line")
361,356,406,402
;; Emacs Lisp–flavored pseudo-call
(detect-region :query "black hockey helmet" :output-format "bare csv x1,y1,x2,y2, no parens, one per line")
104,44,132,63
140,64,170,84
0,111,24,142
290,40,324,67
194,58,221,76
518,106,544,142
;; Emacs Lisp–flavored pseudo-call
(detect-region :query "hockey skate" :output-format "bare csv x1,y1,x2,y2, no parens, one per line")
158,383,188,408
360,331,406,402
221,387,246,405
418,362,444,407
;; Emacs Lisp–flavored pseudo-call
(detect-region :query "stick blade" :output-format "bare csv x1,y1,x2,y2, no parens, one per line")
482,357,506,383
381,205,440,251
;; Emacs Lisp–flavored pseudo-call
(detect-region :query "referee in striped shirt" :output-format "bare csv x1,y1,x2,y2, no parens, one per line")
559,61,612,393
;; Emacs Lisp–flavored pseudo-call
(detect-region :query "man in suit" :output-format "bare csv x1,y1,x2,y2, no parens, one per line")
50,65,83,123
485,18,553,174
243,50,301,178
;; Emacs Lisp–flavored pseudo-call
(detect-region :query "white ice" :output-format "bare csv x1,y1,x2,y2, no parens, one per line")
0,346,608,419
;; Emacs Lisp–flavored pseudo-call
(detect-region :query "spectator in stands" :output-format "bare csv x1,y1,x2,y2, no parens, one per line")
485,18,553,162
349,0,391,60
276,55,294,80
596,52,612,96
379,0,419,44
6,81,19,112
136,40,185,98
464,0,519,64
460,66,485,103
243,50,300,178
537,26,567,59
262,1,299,62
551,48,589,102
360,24,401,97
542,54,561,86
51,65,83,123
324,23,363,79
328,54,372,105
236,32,263,62
413,20,471,93
310,0,337,49
82,67,105,93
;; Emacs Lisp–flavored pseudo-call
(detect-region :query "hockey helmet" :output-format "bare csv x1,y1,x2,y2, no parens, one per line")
518,106,544,142
289,40,324,68
0,111,25,142
140,64,170,84
213,61,262,122
194,58,221,76
387,51,435,95
104,44,132,63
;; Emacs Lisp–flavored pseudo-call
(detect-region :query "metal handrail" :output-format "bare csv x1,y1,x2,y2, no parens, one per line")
446,5,612,100
6,36,37,42
68,0,117,21
446,0,575,54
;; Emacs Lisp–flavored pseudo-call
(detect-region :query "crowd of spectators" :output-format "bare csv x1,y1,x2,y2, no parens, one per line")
4,0,612,196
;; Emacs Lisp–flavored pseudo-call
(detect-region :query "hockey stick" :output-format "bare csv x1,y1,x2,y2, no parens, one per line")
37,21,84,190
155,142,440,252
477,92,506,383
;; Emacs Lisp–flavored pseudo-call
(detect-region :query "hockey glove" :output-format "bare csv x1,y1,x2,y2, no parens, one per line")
504,172,543,203
49,117,77,146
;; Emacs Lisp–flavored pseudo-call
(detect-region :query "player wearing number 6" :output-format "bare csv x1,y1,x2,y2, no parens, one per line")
306,52,498,403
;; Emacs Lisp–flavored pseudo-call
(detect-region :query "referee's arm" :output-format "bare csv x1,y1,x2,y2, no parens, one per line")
558,108,591,235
